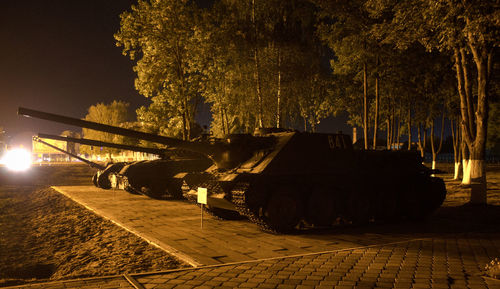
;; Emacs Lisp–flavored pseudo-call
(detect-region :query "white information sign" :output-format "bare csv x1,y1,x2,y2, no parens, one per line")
197,187,207,205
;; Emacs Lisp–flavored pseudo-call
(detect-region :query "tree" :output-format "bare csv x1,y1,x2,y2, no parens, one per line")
197,0,330,135
369,0,498,204
115,0,202,140
61,130,81,160
136,95,185,140
80,101,132,156
316,0,377,149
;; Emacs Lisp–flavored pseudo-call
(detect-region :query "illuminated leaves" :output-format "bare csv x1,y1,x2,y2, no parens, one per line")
115,0,202,140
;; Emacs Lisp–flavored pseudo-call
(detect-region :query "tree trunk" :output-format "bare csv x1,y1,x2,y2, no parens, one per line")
430,119,436,170
454,38,491,203
373,57,379,150
430,111,445,170
417,123,425,159
462,138,471,185
390,104,395,149
224,108,230,135
460,48,475,138
276,46,282,128
386,119,391,150
252,0,263,128
181,110,187,141
467,44,490,204
220,105,226,135
396,115,400,150
363,62,368,150
451,118,461,180
407,105,411,150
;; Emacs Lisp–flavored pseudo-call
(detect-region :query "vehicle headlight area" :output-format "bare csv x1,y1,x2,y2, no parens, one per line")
1,148,32,171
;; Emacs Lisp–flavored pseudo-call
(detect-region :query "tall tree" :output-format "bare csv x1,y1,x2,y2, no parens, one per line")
80,101,132,156
198,0,329,135
370,0,498,204
115,0,202,140
316,0,386,149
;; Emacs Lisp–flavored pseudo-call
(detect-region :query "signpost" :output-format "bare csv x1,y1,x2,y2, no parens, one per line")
197,187,207,229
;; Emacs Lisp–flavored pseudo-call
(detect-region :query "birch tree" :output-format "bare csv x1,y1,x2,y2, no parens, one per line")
370,0,498,204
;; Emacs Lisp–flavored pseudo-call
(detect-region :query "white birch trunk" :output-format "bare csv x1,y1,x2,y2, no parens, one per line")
453,162,461,180
462,159,471,185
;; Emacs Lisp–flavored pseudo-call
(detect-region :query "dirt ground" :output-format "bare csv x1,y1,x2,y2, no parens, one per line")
0,164,188,287
0,162,499,287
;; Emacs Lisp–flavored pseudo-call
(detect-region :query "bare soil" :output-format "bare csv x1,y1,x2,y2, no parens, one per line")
0,164,187,287
0,163,499,287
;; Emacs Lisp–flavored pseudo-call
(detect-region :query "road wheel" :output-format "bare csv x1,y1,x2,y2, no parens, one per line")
345,193,372,225
307,188,337,227
96,172,112,189
92,173,98,187
265,192,302,233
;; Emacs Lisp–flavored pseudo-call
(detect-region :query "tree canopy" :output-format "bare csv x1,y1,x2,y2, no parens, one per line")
115,0,499,203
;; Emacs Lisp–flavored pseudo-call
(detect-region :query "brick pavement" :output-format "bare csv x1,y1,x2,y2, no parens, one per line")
51,186,425,266
5,236,500,289
4,183,499,289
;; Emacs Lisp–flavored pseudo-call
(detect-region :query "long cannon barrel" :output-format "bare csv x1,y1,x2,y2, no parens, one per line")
38,133,165,156
33,136,106,169
19,107,220,156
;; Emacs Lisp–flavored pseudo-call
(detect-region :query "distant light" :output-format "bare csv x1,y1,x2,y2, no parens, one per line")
2,148,32,171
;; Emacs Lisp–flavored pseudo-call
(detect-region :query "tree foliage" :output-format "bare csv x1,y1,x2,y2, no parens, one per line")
114,1,499,201
115,0,203,140
80,101,133,155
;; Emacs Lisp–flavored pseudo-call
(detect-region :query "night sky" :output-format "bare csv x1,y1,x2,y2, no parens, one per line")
0,0,350,148
0,0,146,147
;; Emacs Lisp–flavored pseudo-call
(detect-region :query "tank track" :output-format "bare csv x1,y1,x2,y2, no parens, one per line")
181,177,240,220
231,182,277,234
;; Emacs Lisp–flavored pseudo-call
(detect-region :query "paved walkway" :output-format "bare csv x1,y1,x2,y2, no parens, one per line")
50,186,425,266
4,184,500,289
5,236,500,288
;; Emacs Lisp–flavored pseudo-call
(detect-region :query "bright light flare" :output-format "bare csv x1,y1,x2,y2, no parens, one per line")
1,148,32,171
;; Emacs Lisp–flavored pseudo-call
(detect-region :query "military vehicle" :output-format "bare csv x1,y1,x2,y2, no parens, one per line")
25,109,211,199
20,107,446,233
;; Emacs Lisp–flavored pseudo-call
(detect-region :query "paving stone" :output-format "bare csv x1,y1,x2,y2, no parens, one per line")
256,283,278,289
171,285,194,289
275,284,296,289
282,279,302,285
151,285,176,289
11,186,500,289
238,282,261,288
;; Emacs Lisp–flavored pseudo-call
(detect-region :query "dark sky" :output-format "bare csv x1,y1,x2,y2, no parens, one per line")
0,0,350,148
0,0,146,147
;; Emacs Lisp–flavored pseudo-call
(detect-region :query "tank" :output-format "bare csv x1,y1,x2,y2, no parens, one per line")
20,107,446,232
24,109,212,199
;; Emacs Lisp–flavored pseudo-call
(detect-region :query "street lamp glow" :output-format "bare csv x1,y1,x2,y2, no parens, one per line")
2,148,32,171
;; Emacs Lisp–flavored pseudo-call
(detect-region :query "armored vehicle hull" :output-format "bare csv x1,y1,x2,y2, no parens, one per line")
182,131,446,233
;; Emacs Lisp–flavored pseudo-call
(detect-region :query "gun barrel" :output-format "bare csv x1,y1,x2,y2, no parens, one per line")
33,136,106,169
38,133,165,156
19,107,217,156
